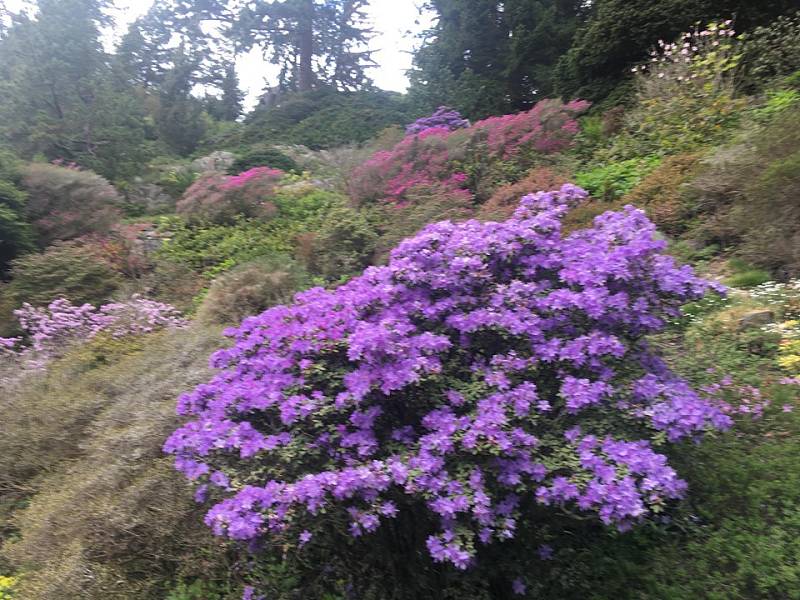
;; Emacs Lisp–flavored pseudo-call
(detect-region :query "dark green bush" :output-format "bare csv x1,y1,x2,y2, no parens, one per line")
0,180,34,275
741,11,800,90
298,204,378,282
4,241,120,309
230,145,299,175
554,0,797,102
241,89,414,150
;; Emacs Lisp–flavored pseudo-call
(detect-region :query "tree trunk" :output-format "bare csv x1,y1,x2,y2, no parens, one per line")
298,0,314,91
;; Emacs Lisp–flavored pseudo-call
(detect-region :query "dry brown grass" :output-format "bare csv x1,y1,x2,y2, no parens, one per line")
0,324,236,599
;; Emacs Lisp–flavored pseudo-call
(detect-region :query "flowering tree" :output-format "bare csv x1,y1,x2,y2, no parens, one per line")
176,167,284,224
406,106,470,136
166,185,745,592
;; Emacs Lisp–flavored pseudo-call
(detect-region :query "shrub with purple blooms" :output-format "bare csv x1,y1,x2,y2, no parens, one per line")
0,295,187,388
166,185,742,586
406,106,470,136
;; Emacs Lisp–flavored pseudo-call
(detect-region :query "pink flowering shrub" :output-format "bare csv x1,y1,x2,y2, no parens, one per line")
166,184,750,590
0,295,186,388
176,168,284,224
470,98,589,158
349,99,588,206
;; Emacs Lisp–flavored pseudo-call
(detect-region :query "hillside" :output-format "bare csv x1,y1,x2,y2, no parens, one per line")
1,4,800,600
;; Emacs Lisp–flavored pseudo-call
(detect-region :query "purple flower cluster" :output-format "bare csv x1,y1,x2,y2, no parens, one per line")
166,185,732,570
0,295,186,387
405,106,470,136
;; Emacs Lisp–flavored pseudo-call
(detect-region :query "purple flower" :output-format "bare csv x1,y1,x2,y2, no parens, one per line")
405,106,470,135
512,577,527,595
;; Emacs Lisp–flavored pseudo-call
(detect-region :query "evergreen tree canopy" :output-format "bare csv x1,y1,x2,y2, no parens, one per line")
0,0,150,179
554,0,800,103
409,0,586,119
237,0,375,91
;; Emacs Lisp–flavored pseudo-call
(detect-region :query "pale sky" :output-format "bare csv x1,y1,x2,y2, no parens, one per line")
6,0,434,109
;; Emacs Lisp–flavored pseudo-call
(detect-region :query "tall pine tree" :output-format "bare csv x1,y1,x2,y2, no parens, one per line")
0,0,150,179
408,0,584,119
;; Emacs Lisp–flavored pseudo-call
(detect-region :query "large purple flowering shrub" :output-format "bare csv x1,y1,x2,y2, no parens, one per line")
166,185,734,572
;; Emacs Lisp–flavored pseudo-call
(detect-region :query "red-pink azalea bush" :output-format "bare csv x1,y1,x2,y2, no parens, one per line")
176,167,284,224
0,295,186,388
349,99,589,206
166,185,764,596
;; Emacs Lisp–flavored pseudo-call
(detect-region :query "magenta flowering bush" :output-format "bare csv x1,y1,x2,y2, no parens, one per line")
176,167,284,224
0,295,186,387
166,184,742,577
349,99,588,205
470,98,589,158
406,106,470,136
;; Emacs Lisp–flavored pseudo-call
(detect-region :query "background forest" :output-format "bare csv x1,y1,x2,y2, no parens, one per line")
1,1,800,599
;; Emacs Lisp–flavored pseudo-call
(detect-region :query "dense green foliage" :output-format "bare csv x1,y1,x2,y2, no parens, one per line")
229,145,299,175
2,241,120,310
410,0,586,118
0,164,33,275
553,0,798,102
241,88,415,149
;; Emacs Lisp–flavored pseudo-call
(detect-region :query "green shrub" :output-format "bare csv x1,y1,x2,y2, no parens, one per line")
726,269,773,288
152,165,199,199
750,87,800,123
0,180,34,274
165,580,230,600
271,183,342,223
742,11,800,90
20,164,122,246
4,241,120,309
156,217,293,280
575,156,661,201
242,89,414,150
230,145,299,175
196,255,313,325
299,204,378,283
